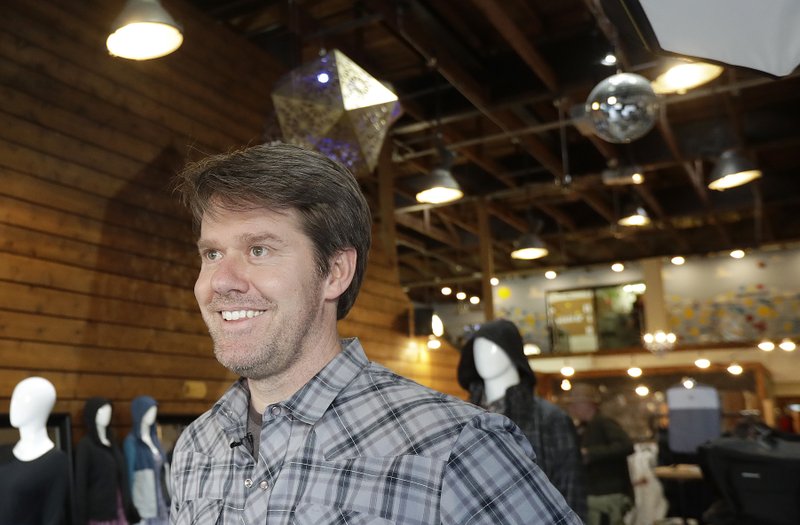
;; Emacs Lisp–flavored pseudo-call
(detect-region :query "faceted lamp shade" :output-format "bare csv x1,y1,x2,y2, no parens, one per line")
271,49,403,176
586,73,660,143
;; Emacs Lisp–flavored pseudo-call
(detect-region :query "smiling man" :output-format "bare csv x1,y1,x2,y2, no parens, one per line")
169,143,581,525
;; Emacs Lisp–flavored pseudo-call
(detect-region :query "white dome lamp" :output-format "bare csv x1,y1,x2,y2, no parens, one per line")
107,0,184,61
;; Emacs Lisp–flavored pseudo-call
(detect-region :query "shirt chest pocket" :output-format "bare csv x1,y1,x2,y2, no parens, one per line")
293,503,394,525
172,451,248,523
172,499,223,525
283,455,444,524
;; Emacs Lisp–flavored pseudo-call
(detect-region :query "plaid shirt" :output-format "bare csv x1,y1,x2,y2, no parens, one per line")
170,338,582,524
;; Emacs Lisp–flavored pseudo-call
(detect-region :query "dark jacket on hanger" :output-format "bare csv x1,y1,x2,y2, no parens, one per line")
74,397,140,525
458,319,588,521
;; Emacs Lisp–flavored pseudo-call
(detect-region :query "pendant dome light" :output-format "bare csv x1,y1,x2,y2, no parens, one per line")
708,150,762,191
107,0,183,61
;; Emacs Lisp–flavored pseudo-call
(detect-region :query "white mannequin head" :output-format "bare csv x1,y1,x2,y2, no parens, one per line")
10,377,57,461
141,405,157,428
10,377,56,430
473,337,520,404
95,403,112,446
96,404,112,427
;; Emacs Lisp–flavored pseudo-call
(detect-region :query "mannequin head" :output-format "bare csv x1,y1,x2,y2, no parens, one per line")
141,405,157,428
96,403,112,428
458,319,537,406
10,377,56,430
473,337,518,382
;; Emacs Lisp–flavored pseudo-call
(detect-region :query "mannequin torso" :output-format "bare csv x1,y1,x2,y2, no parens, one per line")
473,336,520,405
9,377,56,461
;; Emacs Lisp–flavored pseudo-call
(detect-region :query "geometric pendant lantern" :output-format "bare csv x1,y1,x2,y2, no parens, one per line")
271,49,403,176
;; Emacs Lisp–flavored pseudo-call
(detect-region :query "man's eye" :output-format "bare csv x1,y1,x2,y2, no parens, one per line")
203,250,221,261
250,246,268,257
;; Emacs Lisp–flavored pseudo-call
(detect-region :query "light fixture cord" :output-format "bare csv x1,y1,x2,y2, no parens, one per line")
557,101,570,187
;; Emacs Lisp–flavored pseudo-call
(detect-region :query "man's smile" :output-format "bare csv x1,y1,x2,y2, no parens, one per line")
220,309,266,321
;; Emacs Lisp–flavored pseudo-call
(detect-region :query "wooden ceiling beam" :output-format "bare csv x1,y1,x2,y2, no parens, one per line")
367,0,564,177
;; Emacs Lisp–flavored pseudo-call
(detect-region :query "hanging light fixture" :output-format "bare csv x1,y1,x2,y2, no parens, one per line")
708,150,762,191
106,0,183,60
617,202,651,227
415,166,463,204
650,59,724,94
510,232,549,260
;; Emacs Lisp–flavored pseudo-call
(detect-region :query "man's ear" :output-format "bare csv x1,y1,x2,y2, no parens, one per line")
323,248,357,301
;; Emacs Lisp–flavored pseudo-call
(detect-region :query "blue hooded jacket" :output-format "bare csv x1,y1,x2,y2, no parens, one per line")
123,395,169,519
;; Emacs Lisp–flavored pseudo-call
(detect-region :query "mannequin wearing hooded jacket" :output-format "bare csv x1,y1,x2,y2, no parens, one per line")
123,396,170,525
75,397,140,525
458,319,588,521
0,376,69,524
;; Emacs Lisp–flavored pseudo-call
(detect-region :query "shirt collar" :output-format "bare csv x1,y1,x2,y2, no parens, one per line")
284,337,368,424
212,338,369,432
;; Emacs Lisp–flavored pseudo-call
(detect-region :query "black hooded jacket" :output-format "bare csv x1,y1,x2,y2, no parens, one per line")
74,397,140,525
458,319,588,520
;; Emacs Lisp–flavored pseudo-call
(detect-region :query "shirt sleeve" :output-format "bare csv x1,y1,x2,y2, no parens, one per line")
440,411,583,525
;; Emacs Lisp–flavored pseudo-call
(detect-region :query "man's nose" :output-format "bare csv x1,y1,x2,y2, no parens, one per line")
210,254,249,294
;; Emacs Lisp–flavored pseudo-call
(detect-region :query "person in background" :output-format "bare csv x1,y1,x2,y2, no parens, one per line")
168,142,581,524
458,318,588,521
75,397,140,525
566,382,634,525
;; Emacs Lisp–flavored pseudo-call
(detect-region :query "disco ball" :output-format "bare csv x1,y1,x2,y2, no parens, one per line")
586,72,660,143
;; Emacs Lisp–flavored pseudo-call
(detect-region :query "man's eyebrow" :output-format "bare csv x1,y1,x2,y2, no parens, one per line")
196,232,287,250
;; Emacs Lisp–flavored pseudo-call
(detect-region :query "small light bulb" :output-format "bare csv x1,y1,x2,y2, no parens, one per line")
441,287,452,296
611,263,625,272
469,296,480,305
561,366,575,377
779,339,796,352
627,367,642,378
490,277,499,286
695,358,711,369
671,256,685,265
635,385,650,396
561,379,572,391
758,340,775,351
545,270,557,280
456,292,466,300
727,363,743,375
730,249,745,259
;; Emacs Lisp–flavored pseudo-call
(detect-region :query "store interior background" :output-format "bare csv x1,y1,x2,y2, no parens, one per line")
0,0,799,452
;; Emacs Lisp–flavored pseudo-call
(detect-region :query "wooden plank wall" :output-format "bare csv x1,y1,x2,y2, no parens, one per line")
0,0,464,443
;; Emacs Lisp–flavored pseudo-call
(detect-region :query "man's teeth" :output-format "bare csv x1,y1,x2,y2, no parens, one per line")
221,310,265,321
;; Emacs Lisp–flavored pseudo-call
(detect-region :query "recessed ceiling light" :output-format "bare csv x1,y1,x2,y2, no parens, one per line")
671,256,685,265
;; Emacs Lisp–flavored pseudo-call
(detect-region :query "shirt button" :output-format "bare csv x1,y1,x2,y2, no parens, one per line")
244,479,253,488
270,405,281,417
259,480,269,490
